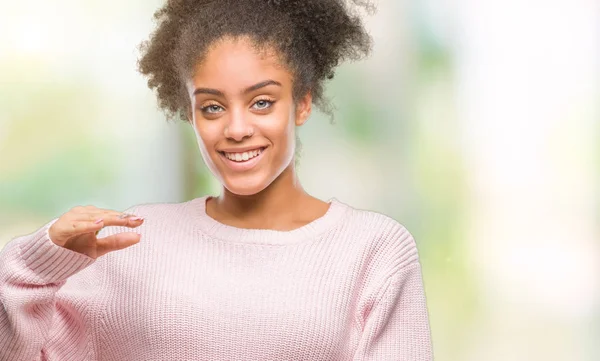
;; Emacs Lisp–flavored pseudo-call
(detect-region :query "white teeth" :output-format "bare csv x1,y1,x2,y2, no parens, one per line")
224,148,263,162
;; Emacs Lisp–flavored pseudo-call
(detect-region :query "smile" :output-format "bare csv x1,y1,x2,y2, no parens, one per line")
221,147,265,162
218,146,267,171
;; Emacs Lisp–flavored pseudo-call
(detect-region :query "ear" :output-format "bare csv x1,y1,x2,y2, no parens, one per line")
294,91,312,126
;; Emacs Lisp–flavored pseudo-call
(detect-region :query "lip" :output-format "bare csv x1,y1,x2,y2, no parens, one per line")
219,145,267,153
219,146,267,172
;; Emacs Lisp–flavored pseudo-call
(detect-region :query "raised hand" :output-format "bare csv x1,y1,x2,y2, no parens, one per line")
48,206,144,259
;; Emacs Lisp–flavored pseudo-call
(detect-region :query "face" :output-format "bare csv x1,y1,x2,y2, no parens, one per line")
186,36,311,196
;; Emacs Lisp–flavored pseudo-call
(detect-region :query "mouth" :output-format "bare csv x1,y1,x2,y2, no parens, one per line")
218,146,268,171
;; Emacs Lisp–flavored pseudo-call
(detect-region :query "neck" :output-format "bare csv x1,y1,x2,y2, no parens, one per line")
211,162,311,226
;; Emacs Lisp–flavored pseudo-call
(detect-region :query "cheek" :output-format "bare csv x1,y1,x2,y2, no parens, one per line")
193,125,219,155
195,118,222,140
266,107,295,141
264,120,289,139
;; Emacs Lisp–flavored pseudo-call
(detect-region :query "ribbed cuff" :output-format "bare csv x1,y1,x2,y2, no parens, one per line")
19,218,96,283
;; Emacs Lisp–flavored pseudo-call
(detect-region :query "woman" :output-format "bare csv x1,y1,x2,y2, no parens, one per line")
0,0,433,360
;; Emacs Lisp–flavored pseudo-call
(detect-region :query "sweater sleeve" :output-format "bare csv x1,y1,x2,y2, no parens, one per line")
354,261,434,361
0,218,97,361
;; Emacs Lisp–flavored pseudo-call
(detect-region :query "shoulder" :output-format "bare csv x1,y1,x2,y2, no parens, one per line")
340,200,421,272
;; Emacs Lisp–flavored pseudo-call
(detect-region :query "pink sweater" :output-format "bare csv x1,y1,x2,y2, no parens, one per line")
0,196,433,361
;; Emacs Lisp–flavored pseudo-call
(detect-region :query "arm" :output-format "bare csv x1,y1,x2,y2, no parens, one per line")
0,218,97,361
354,262,434,361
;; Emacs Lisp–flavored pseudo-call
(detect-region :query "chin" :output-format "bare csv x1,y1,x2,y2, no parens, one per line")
225,187,263,196
221,174,271,196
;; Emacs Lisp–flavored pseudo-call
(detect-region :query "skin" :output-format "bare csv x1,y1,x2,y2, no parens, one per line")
185,35,330,231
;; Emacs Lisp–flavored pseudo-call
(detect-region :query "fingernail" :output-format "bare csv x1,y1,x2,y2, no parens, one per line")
130,217,143,221
94,218,104,224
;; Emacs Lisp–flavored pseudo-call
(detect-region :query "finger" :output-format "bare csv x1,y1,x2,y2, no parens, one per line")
70,209,133,222
96,232,141,257
72,219,105,234
72,211,144,227
70,205,109,215
98,214,145,228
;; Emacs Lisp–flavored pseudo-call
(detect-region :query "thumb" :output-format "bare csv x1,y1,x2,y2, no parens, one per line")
96,232,141,257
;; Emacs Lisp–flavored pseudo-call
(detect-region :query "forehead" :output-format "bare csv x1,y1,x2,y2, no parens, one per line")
189,36,292,90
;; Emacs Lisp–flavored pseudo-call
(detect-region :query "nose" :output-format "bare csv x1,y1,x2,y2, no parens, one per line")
224,108,254,141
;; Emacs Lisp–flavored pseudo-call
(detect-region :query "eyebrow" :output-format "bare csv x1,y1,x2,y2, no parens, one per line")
192,80,282,97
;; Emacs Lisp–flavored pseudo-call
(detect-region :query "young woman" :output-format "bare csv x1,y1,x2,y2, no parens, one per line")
0,0,433,360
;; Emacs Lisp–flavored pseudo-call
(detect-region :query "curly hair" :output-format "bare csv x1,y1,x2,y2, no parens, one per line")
137,0,374,123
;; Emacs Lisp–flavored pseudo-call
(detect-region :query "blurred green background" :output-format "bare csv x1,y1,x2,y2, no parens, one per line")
1,1,598,360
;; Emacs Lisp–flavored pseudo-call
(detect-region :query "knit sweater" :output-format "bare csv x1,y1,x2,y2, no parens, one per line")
0,195,433,361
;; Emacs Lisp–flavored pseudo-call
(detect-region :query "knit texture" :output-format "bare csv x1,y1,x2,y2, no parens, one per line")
0,195,433,361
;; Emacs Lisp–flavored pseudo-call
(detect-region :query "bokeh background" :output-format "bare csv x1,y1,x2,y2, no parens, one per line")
1,0,598,360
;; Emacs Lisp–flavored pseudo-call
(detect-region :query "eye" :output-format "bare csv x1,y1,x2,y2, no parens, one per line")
252,99,275,110
200,104,224,114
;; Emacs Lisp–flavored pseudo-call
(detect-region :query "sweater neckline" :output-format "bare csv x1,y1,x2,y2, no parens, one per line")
190,195,349,245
